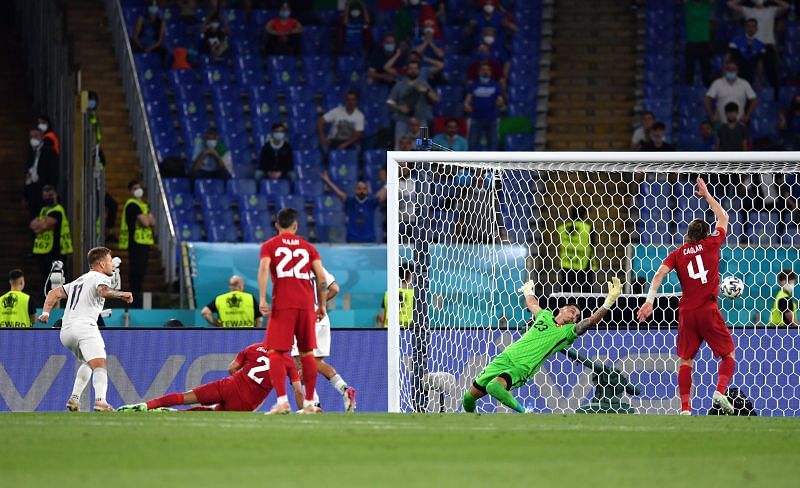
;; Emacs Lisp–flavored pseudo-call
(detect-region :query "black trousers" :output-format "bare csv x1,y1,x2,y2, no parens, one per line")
764,44,780,100
128,244,150,308
684,42,712,87
105,192,118,231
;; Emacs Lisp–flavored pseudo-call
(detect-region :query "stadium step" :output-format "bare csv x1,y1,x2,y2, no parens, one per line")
63,0,170,301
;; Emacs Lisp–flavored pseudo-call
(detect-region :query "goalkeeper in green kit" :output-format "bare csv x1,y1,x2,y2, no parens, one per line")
463,277,623,413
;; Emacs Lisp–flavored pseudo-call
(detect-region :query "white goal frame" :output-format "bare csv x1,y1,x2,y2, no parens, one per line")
385,151,800,413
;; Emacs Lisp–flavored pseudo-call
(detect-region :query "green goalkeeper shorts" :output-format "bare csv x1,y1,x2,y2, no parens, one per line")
472,353,528,392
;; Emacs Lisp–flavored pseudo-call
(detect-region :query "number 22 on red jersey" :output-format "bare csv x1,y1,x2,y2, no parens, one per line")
260,234,320,310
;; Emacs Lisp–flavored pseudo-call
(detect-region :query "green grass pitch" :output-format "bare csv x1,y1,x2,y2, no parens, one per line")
1,413,798,487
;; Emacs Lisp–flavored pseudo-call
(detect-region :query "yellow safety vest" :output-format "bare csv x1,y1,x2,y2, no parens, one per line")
557,221,598,271
769,289,796,326
120,198,155,250
0,290,32,328
33,204,73,255
384,288,414,328
214,291,255,327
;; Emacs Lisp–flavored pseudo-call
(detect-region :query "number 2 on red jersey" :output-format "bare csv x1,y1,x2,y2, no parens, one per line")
687,255,709,284
274,247,309,279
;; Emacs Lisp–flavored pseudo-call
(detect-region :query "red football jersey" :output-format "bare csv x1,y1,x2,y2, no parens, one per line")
260,232,321,310
231,343,273,397
662,227,727,310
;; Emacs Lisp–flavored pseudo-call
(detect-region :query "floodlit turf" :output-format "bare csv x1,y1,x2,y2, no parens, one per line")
1,413,798,488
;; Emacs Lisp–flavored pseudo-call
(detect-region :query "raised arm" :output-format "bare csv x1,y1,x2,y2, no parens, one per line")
574,277,622,335
258,256,271,315
518,280,541,316
696,177,729,231
637,265,672,322
321,171,348,202
38,286,67,322
310,259,328,321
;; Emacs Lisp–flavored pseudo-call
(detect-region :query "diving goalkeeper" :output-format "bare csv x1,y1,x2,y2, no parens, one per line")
463,277,623,413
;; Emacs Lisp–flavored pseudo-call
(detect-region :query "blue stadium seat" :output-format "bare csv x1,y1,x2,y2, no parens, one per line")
361,103,390,134
442,55,469,85
302,25,333,55
294,150,323,180
434,85,465,117
507,101,536,118
268,56,300,90
239,194,270,213
503,134,535,151
151,126,181,161
276,194,304,212
163,177,192,194
360,83,390,108
291,131,318,151
295,179,324,202
169,70,202,100
242,210,275,242
195,179,226,197
304,58,336,94
286,103,318,133
260,179,292,201
176,222,203,242
203,63,233,87
313,195,344,216
235,53,266,86
205,221,239,243
166,192,194,211
315,212,346,243
135,53,164,88
286,85,314,105
170,207,196,229
336,55,366,87
328,150,359,187
227,178,257,198
249,86,282,139
363,149,386,188
200,192,231,213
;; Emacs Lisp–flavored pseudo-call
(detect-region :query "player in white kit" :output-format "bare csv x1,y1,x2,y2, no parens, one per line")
291,266,357,412
38,247,133,411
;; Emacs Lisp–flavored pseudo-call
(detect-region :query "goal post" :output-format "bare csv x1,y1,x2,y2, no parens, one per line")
386,151,800,415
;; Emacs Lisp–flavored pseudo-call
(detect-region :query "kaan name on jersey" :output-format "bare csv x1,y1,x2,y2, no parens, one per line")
683,244,704,255
282,238,300,246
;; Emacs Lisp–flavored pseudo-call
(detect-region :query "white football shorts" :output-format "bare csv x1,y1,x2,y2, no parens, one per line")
60,325,106,362
291,314,331,357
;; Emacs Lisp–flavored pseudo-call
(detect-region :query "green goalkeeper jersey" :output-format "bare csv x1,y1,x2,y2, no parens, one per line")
496,310,577,387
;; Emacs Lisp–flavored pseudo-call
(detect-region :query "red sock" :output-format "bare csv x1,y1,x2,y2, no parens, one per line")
716,356,735,394
267,351,287,398
678,364,692,411
300,355,318,402
146,392,185,409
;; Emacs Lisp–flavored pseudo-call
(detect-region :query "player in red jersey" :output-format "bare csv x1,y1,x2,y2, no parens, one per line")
259,208,328,415
637,177,736,415
117,343,301,412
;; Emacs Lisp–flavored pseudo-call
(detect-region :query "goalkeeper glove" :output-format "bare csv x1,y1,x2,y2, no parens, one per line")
112,257,122,269
518,280,535,297
602,277,623,310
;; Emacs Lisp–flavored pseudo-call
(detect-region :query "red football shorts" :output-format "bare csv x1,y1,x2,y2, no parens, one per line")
677,303,735,359
192,377,265,412
265,307,317,351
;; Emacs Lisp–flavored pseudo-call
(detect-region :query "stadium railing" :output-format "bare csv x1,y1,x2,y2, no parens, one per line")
105,0,180,297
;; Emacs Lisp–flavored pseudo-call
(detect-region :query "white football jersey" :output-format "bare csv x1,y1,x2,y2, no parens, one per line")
61,271,114,329
310,266,336,308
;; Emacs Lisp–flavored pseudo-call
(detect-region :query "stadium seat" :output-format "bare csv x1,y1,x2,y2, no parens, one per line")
194,179,226,197
303,55,335,91
328,150,359,187
176,222,203,241
315,211,346,243
434,85,465,117
260,179,292,201
286,85,314,105
200,192,231,213
294,150,323,179
302,25,333,55
268,56,300,90
166,192,194,212
242,210,276,242
503,134,535,151
235,53,266,86
239,194,270,213
313,194,344,216
295,179,324,202
227,178,257,198
205,221,239,243
163,177,192,194
336,55,366,87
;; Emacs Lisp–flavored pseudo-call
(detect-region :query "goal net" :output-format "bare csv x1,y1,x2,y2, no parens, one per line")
385,152,800,415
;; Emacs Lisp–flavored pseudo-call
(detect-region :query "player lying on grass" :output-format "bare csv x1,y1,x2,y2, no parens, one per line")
463,277,623,413
118,343,301,412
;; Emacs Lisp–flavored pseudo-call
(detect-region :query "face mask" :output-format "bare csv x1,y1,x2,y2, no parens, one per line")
42,197,55,206
725,71,737,81
484,4,495,14
350,9,361,18
479,75,491,83
483,35,495,45
272,132,285,142
210,22,220,29
279,9,290,18
30,138,41,148
37,123,48,132
424,27,435,35
783,283,795,294
88,100,97,110
384,43,395,52
133,188,144,199
148,6,159,15
206,139,218,148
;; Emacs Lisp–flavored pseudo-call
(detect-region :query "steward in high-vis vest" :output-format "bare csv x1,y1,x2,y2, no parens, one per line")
201,275,263,327
769,269,798,326
557,206,598,293
121,180,155,308
0,269,36,328
30,185,73,287
379,264,414,328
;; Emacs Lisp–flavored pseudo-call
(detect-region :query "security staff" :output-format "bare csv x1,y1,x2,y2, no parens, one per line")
201,275,263,327
378,264,414,328
557,206,598,293
30,185,73,290
0,269,36,328
120,180,155,308
769,269,798,326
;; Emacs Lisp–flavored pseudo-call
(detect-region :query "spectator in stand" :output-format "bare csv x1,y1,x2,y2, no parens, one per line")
190,128,233,180
467,42,508,92
432,118,469,151
121,180,155,309
178,0,198,24
694,120,718,150
704,60,758,124
640,122,675,151
24,128,59,220
683,0,714,87
257,123,293,181
411,18,446,84
778,93,800,150
318,91,365,152
30,185,73,288
321,171,387,243
396,133,415,151
265,2,303,56
726,18,765,85
338,0,372,55
630,111,655,150
405,117,423,141
716,102,748,151
36,116,60,155
394,0,438,43
367,34,400,85
200,5,230,62
131,1,168,66
728,0,790,101
466,0,519,48
464,63,504,150
387,60,440,144
385,46,444,83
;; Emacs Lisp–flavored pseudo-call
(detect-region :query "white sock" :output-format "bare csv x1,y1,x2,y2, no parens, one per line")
329,374,348,394
313,390,320,404
276,395,288,405
304,399,315,408
92,368,108,404
71,363,92,399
